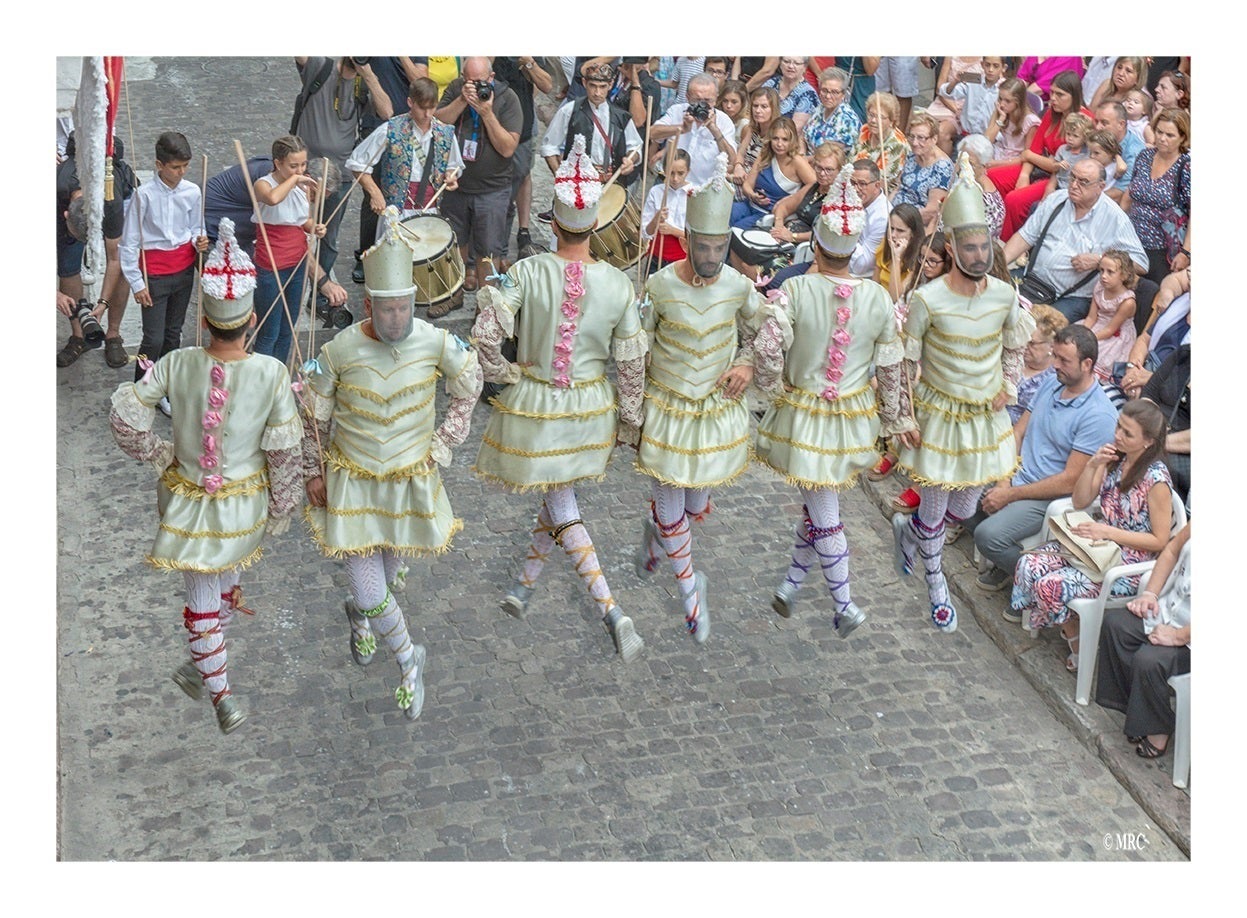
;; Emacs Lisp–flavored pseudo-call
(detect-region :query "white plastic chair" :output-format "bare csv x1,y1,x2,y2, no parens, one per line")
1168,671,1190,789
1069,490,1188,706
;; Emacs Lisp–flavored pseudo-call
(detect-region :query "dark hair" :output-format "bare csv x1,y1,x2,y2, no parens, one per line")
155,131,192,163
1049,70,1085,126
918,231,950,286
206,319,249,342
1158,71,1190,111
814,242,852,270
272,134,307,162
888,203,925,278
1054,323,1098,367
553,220,592,245
1097,100,1127,125
1115,398,1169,493
851,158,881,181
716,79,747,112
988,241,1014,286
407,77,439,108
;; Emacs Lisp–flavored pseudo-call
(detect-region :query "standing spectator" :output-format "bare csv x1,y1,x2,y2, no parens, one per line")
1016,56,1085,101
436,57,522,302
119,132,210,411
716,80,749,145
762,56,820,134
935,55,1007,155
611,57,662,131
803,68,862,155
292,57,394,283
668,56,706,105
204,156,271,249
837,56,880,123
1093,101,1145,205
703,57,730,91
874,57,922,131
1082,56,1118,104
492,56,553,262
1121,109,1191,284
649,73,738,186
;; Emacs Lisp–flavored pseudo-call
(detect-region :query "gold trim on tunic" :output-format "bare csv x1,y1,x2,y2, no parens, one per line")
325,445,436,480
480,435,614,458
146,544,264,574
639,431,750,456
487,398,615,421
160,466,269,500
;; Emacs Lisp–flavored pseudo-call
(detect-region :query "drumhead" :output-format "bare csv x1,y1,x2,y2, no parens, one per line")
596,183,627,224
740,228,780,248
398,215,454,261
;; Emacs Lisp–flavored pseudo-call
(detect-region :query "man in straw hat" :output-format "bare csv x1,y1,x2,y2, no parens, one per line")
473,136,649,664
108,218,303,734
630,152,783,645
755,164,909,634
889,153,1035,633
301,207,483,721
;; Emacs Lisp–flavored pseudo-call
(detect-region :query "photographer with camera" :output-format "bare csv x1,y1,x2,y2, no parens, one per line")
435,57,522,299
540,63,643,184
650,73,738,186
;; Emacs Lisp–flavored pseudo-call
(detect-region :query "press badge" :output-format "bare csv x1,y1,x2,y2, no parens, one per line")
462,139,478,161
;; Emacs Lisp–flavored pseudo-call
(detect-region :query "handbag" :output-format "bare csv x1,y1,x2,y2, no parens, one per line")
1045,509,1122,582
1017,200,1097,305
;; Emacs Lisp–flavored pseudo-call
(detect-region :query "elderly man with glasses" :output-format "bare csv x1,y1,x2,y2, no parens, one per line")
1002,159,1147,322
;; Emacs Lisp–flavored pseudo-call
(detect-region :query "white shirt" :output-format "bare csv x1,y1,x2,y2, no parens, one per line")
850,193,891,278
653,103,738,186
1082,57,1118,104
538,98,642,167
641,183,690,239
346,119,466,182
1019,190,1147,295
252,172,309,227
119,177,202,294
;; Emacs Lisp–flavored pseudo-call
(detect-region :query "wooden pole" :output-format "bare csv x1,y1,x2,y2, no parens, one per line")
301,157,329,371
196,153,207,347
635,96,655,290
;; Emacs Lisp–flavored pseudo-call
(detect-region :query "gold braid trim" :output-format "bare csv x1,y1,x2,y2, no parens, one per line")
325,444,436,480
927,322,1013,347
921,335,1000,362
776,385,877,418
333,388,436,426
752,450,867,492
304,509,464,558
639,431,750,456
643,374,734,408
160,467,269,500
472,467,609,494
158,516,267,540
325,504,442,520
487,397,615,421
480,435,614,458
756,430,878,458
902,424,1015,457
913,392,995,422
145,544,264,574
895,455,1022,491
643,389,740,420
655,315,738,337
653,327,736,359
336,372,437,405
520,367,607,389
633,459,748,490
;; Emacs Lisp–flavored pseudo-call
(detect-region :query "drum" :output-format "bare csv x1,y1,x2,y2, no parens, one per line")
396,214,465,308
589,184,643,270
729,226,793,267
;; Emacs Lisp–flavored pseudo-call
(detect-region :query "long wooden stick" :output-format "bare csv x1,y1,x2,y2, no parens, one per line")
301,157,329,371
196,153,207,347
643,131,680,280
635,97,655,289
422,167,459,212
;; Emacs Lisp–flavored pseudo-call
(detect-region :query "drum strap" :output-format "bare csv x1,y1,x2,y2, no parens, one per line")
405,138,435,211
587,106,614,163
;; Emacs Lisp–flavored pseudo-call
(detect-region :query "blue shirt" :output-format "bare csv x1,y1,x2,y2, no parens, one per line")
1115,131,1145,192
1014,374,1118,486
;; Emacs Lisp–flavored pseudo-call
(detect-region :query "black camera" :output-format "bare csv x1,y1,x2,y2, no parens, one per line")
349,57,371,67
473,80,493,101
688,100,711,122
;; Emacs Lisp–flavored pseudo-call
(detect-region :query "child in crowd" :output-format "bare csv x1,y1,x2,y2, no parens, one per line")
1081,248,1138,385
1123,89,1155,145
935,55,1007,154
119,131,210,410
1046,112,1092,195
1087,130,1125,186
984,78,1040,170
641,149,691,274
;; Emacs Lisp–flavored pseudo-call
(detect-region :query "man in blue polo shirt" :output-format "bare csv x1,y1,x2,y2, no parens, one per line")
971,324,1119,606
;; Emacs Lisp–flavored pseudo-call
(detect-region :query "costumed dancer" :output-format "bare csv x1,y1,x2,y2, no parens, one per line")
889,154,1035,632
301,208,483,720
108,219,302,733
756,164,909,634
473,136,649,663
629,152,783,644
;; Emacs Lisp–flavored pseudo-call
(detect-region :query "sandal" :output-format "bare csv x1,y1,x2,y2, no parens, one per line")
427,297,462,319
867,453,898,481
891,487,920,514
104,336,128,369
1064,631,1080,673
463,273,479,293
1135,736,1169,759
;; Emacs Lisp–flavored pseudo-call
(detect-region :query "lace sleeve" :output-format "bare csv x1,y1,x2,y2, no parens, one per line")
301,411,331,481
471,303,522,385
615,354,647,444
265,446,303,517
431,352,484,467
110,407,174,473
1000,295,1034,402
875,361,918,437
751,316,786,396
1001,340,1025,403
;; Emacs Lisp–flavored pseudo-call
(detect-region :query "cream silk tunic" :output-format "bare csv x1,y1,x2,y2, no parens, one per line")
896,275,1035,488
474,254,645,491
755,275,902,489
637,264,762,488
304,321,476,557
111,349,301,572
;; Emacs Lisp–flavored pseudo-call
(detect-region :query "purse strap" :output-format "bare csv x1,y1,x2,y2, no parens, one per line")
1023,198,1098,298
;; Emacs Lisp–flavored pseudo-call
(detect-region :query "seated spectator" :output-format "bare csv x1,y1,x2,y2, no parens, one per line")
984,78,1040,172
1140,343,1191,507
762,56,820,134
1092,101,1143,205
765,141,846,246
1086,130,1124,188
1089,56,1147,109
893,112,953,232
716,80,749,145
730,87,780,198
732,116,815,230
1096,520,1191,761
1081,249,1138,387
972,324,1119,596
1001,159,1147,322
873,202,925,302
1010,398,1173,673
875,56,923,132
1121,109,1191,284
1009,303,1068,426
1043,112,1092,198
1120,268,1189,380
803,68,862,157
854,91,909,192
1150,71,1190,136
848,159,891,278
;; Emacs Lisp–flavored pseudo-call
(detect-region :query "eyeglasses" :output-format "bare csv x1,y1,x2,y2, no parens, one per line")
814,165,838,174
820,86,845,95
909,133,933,142
849,178,875,188
707,68,727,76
1068,175,1103,188
923,256,946,267
781,58,805,66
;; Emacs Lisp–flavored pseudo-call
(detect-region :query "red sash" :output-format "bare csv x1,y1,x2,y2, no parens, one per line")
252,224,307,271
648,233,686,262
405,181,436,210
140,242,196,277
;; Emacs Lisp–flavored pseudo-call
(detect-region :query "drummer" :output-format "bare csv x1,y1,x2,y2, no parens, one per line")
540,63,643,184
347,77,465,242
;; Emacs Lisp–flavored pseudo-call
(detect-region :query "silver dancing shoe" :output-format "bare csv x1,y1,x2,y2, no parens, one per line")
931,601,958,634
833,601,867,639
344,598,376,666
603,607,644,663
214,695,246,734
891,513,915,577
172,661,203,701
396,644,427,721
771,580,798,619
500,582,535,618
634,516,660,578
687,571,710,645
